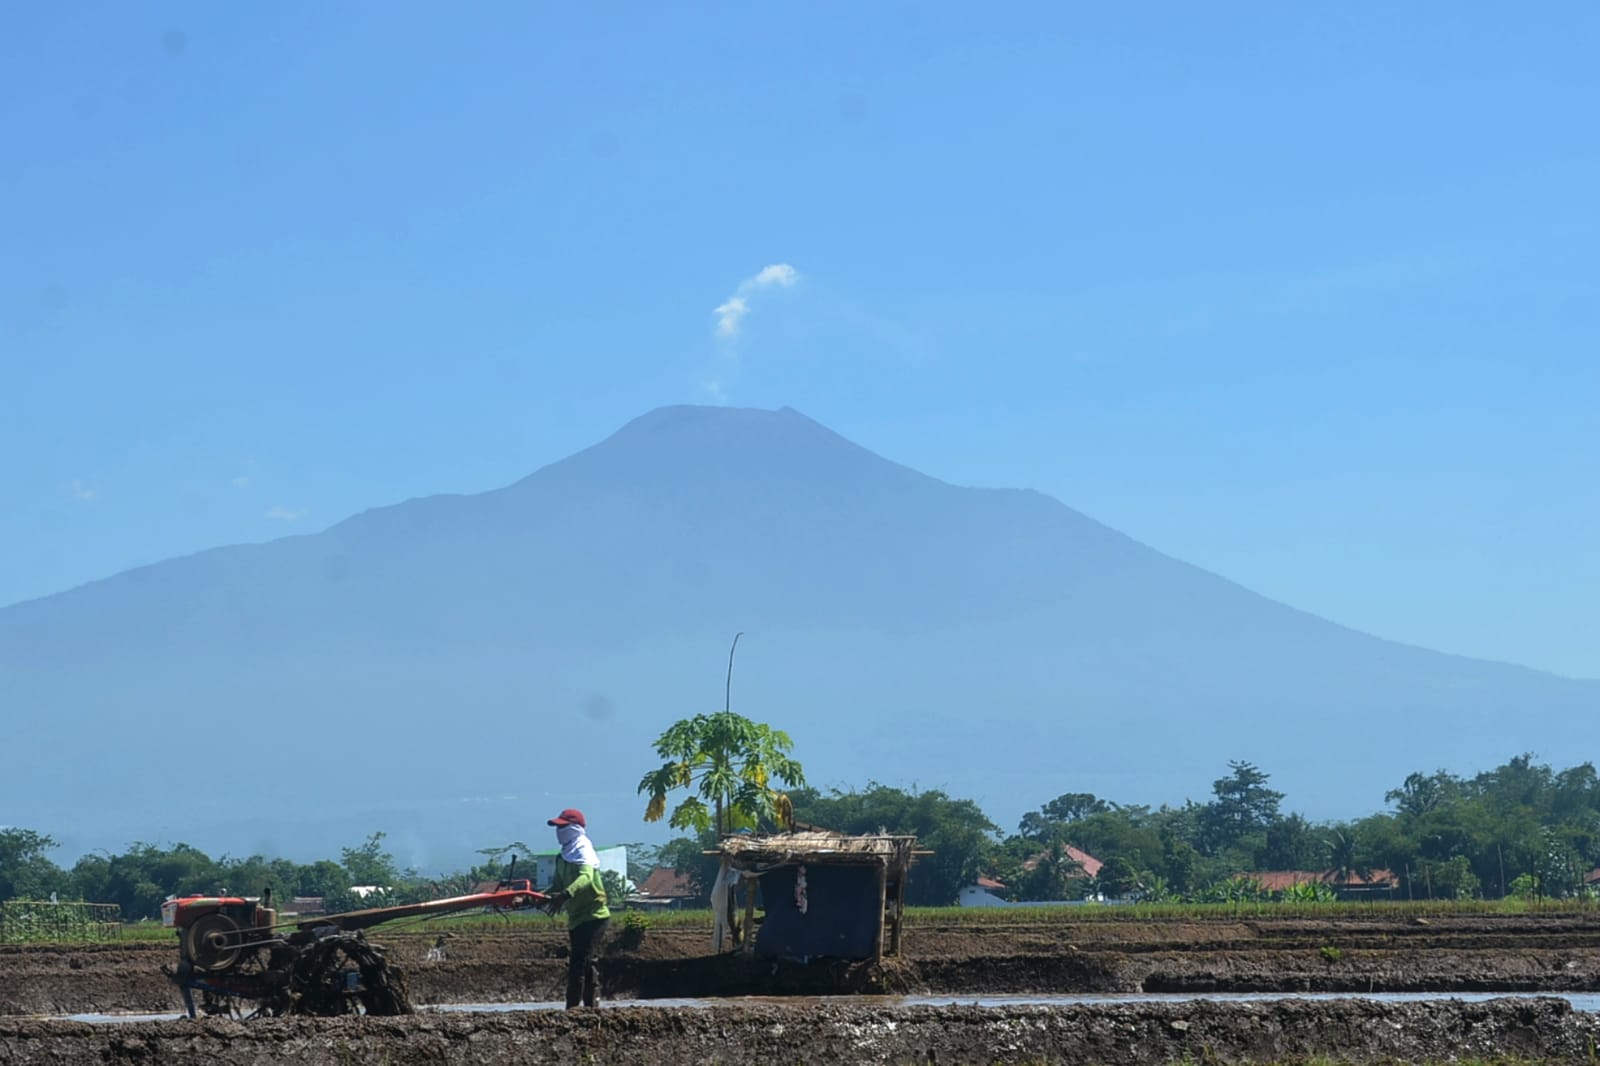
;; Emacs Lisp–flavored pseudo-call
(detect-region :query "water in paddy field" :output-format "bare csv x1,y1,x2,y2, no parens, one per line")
53,991,1600,1023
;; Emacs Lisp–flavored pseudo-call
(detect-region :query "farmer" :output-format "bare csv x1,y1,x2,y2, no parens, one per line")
543,808,611,1008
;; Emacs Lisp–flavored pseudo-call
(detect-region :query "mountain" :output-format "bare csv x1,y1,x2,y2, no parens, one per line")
3,405,1594,870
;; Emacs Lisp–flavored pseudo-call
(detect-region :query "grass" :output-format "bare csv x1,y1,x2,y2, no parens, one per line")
115,923,177,943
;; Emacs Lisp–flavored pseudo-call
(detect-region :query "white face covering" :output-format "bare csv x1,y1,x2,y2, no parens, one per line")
556,823,599,867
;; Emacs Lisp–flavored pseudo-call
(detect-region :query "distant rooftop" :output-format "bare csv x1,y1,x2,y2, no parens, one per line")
1246,869,1398,892
635,868,697,899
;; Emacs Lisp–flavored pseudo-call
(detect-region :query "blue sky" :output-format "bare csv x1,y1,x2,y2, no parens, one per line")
5,3,1597,679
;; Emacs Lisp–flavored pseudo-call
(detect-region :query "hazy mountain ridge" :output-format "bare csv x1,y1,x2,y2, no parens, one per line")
3,405,1593,866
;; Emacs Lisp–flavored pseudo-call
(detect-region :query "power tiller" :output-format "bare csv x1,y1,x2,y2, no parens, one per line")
161,870,547,1018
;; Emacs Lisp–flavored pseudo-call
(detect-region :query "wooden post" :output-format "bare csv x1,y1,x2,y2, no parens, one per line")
874,858,888,965
889,865,907,957
741,875,758,956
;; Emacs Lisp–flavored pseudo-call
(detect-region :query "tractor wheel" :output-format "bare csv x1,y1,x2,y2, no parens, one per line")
184,913,243,972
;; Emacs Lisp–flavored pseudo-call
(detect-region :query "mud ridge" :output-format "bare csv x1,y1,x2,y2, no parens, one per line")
3,998,1598,1065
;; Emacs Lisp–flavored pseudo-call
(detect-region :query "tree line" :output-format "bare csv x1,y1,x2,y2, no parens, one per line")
5,753,1598,914
652,754,1600,906
1028,753,1600,902
0,831,634,920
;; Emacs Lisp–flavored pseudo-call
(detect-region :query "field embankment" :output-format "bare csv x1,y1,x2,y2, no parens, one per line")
3,998,1598,1065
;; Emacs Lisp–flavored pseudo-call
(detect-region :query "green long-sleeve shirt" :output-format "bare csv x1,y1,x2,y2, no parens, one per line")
549,858,610,930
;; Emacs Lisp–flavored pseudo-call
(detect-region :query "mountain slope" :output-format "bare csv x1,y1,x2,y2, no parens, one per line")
2,405,1593,867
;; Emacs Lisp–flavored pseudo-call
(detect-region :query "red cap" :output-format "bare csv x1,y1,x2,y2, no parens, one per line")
547,808,586,828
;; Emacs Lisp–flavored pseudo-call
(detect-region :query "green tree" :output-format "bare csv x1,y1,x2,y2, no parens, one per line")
216,854,303,901
1198,761,1284,857
0,829,66,902
1261,813,1323,870
638,636,805,836
467,842,536,887
1535,825,1586,898
1016,810,1056,843
1159,823,1201,896
96,843,221,919
1041,792,1110,824
295,859,352,899
1426,854,1481,899
341,832,400,887
601,869,630,909
1018,793,1113,842
68,853,114,904
1384,770,1460,820
621,842,661,887
1551,763,1600,823
657,834,719,903
1094,855,1144,899
788,783,1000,906
1324,826,1366,884
639,711,805,834
1473,753,1552,813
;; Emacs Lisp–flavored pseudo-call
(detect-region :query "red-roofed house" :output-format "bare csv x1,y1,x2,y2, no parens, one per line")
1021,845,1103,880
629,867,702,909
1244,869,1400,900
958,875,1012,907
959,845,1107,907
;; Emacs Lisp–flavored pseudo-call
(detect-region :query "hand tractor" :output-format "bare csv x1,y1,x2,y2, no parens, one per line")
161,868,546,1018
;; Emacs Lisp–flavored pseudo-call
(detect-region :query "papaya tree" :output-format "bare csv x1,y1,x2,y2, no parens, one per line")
638,710,805,835
638,635,805,836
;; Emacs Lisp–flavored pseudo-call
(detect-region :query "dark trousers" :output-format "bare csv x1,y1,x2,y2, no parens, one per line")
566,917,608,1008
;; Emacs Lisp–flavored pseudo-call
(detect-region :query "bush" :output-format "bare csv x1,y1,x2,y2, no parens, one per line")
617,909,650,950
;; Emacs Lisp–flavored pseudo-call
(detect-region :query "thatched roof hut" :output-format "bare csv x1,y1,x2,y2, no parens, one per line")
712,830,919,962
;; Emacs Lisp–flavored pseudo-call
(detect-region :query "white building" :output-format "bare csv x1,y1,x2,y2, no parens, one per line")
958,876,1013,907
530,845,629,891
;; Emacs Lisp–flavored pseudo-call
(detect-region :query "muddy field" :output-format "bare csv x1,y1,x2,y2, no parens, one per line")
4,911,1598,1016
4,998,1599,1065
3,911,1600,1062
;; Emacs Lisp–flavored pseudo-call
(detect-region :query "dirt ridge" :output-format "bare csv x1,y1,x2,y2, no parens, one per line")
3,998,1596,1065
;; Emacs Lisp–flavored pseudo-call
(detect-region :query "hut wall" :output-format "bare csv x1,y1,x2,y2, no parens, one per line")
753,864,881,961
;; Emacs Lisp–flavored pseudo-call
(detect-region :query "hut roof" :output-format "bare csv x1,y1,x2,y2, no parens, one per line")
717,830,918,870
